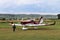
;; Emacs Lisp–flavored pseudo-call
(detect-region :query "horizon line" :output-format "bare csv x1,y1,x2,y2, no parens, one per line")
0,12,59,15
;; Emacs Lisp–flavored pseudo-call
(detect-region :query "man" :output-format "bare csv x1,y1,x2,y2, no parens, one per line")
12,24,16,32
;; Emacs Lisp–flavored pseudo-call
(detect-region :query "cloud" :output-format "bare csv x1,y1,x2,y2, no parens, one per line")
0,0,14,8
15,0,40,5
0,0,60,14
0,0,41,8
0,0,60,8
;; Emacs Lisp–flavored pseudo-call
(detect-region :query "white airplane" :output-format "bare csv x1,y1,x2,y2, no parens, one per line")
10,17,55,30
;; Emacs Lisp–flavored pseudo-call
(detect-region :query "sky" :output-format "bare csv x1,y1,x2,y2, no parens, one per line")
0,0,60,15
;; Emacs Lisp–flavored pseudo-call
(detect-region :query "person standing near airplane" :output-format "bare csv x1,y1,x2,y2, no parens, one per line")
12,24,16,32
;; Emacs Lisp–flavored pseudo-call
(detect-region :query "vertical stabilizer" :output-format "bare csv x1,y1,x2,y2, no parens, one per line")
39,17,44,24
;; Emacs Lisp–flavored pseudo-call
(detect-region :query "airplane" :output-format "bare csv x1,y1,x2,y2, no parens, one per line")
10,16,56,30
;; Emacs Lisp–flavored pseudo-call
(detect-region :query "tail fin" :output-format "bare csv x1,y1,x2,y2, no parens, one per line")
39,17,44,24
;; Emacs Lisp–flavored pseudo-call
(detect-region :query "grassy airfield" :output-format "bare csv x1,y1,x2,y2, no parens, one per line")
0,19,60,40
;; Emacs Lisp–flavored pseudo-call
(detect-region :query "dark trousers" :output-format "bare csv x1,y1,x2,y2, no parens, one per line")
13,28,16,32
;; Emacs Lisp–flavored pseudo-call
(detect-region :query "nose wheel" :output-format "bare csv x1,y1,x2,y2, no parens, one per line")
34,27,38,29
22,26,28,30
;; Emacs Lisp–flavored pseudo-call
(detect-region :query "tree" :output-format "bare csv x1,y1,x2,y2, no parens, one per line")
57,14,60,19
2,18,6,20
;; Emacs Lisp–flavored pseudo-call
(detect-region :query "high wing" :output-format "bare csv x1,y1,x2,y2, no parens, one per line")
11,23,45,26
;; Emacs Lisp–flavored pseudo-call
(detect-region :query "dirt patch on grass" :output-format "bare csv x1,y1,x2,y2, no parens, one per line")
0,28,11,31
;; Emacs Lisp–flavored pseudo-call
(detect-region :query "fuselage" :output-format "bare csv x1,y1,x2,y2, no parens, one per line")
21,17,43,25
21,20,39,25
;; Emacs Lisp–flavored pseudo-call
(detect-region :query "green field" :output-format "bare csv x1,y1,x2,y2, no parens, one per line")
0,19,60,40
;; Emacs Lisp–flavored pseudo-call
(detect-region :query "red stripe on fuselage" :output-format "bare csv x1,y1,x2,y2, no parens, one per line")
21,20,38,25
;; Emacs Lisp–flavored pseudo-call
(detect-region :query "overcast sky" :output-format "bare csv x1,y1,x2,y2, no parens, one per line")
0,0,60,15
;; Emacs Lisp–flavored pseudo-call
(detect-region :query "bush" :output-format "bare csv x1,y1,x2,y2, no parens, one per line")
2,18,6,20
57,14,60,19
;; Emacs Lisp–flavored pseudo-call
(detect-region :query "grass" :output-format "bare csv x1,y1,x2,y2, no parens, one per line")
0,19,60,40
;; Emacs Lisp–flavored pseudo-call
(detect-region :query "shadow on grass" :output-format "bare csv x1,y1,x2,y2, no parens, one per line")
27,28,55,30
